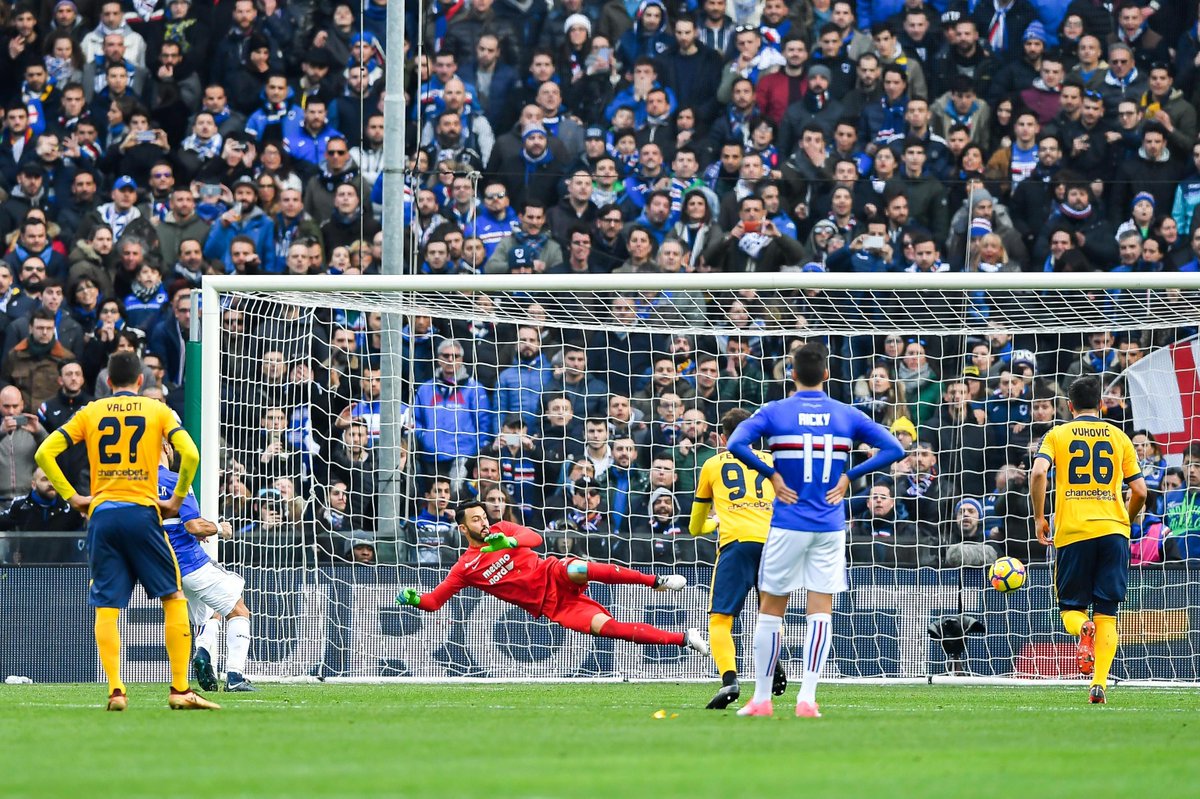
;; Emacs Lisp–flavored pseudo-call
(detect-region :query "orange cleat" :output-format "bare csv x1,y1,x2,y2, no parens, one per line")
168,689,221,710
106,689,127,712
1077,621,1096,676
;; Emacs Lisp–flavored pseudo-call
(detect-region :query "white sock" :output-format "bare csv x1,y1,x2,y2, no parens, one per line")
226,616,251,676
799,613,832,706
751,613,783,704
196,617,220,655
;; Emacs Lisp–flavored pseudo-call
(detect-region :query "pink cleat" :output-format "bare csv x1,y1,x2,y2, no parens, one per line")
736,699,774,717
795,701,821,718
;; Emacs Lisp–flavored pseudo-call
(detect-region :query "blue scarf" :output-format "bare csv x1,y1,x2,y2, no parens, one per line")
727,107,753,145
522,148,553,186
92,57,136,95
945,100,979,127
182,132,222,160
73,302,99,329
877,95,908,140
14,242,52,265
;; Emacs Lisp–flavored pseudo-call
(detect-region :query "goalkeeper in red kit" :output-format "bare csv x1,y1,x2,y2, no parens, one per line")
397,502,710,653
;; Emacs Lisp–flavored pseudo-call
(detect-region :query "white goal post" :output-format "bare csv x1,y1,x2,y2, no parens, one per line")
197,272,1200,685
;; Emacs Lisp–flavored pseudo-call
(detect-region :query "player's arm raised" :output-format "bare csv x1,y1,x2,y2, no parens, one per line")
487,520,544,550
34,426,90,514
159,426,200,517
727,409,798,504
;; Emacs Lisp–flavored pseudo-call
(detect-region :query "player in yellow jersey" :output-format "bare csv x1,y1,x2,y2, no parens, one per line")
690,408,786,709
1031,375,1147,705
34,351,219,711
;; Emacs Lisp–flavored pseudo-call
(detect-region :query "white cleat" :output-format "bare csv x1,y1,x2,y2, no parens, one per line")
654,574,687,591
684,628,710,655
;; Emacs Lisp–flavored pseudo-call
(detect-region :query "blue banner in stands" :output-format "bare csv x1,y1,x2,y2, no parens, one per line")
2,566,1197,683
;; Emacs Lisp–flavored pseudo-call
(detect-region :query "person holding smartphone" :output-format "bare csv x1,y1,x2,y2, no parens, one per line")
701,194,805,272
0,385,47,503
201,176,275,273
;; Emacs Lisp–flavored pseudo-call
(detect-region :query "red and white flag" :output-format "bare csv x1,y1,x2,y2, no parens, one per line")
1125,337,1200,458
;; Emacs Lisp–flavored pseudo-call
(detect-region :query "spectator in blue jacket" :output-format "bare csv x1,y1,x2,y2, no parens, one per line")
122,263,168,331
413,338,497,483
203,176,276,273
497,325,553,428
245,73,297,143
979,369,1032,472
616,1,675,74
465,179,520,260
281,97,343,165
605,58,678,127
862,64,909,146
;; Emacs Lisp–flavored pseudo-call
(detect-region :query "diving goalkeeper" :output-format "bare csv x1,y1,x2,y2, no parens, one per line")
397,501,709,653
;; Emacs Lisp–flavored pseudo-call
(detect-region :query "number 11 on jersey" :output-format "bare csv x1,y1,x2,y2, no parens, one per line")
801,433,836,483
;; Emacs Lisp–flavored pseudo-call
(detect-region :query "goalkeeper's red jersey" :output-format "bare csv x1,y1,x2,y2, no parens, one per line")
417,522,558,618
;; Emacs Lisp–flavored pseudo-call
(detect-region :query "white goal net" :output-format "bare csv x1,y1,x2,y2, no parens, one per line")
198,273,1200,683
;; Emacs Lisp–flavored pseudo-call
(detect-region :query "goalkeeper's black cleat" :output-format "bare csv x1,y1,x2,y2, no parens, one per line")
193,646,218,692
706,680,740,710
1089,685,1107,705
772,662,788,696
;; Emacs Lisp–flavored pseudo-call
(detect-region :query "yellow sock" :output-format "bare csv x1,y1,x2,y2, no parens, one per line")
1061,609,1088,636
95,607,125,695
709,613,737,676
1093,614,1118,688
163,598,192,692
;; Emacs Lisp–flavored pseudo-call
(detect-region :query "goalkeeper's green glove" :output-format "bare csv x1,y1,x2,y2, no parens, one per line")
396,588,422,607
481,532,518,552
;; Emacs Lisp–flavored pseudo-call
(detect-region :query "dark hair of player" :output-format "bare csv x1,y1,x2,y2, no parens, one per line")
107,350,142,388
455,500,487,526
165,441,182,472
721,408,752,438
1068,375,1102,412
793,342,829,387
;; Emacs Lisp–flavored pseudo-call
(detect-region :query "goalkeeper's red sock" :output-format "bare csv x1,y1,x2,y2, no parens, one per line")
597,619,685,646
584,562,656,587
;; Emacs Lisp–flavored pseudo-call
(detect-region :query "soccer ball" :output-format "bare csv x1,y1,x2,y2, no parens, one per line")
989,557,1026,593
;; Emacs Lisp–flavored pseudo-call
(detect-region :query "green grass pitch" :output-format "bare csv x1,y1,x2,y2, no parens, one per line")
2,682,1198,799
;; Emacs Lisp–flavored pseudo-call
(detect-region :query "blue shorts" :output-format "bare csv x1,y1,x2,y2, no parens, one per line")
709,540,764,616
87,504,181,608
1055,534,1130,615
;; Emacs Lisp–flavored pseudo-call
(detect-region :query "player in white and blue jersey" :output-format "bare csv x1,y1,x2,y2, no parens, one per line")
727,343,905,718
159,446,257,692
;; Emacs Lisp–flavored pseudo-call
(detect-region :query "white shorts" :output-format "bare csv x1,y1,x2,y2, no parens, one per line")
757,527,848,596
181,561,245,628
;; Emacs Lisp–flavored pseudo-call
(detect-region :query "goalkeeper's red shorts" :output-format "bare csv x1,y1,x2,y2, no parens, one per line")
541,559,609,634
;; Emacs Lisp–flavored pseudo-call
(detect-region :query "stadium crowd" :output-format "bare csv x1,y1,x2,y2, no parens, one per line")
2,0,1200,568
